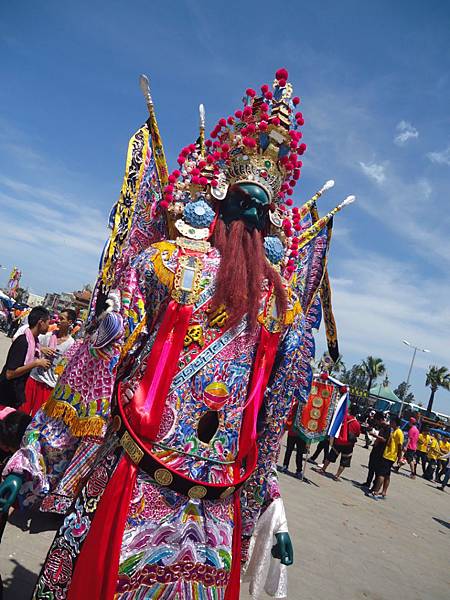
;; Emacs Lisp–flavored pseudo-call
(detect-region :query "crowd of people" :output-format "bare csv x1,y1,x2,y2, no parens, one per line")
278,406,450,496
0,306,80,466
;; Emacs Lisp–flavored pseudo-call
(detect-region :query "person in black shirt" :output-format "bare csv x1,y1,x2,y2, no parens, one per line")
0,306,51,408
361,412,390,489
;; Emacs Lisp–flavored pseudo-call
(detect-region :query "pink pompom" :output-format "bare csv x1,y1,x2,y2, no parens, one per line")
227,116,235,125
191,167,200,176
260,112,269,121
205,139,212,147
211,179,218,187
181,147,189,157
173,169,181,177
221,152,229,160
213,151,221,160
198,161,206,169
297,118,305,126
199,176,208,186
210,130,217,139
286,198,293,206
259,121,268,131
235,110,243,119
282,218,291,228
247,123,256,134
265,91,273,100
206,155,214,164
278,78,287,88
243,106,252,117
261,84,269,94
271,117,280,126
295,112,303,120
160,200,169,209
192,175,200,185
290,141,297,150
293,96,300,106
246,88,256,97
222,143,230,152
219,118,227,127
294,224,301,232
286,188,293,196
290,249,298,257
189,144,196,152
165,184,174,193
168,174,176,183
260,102,269,112
213,141,221,148
177,156,186,165
275,68,289,81
298,143,307,154
243,137,257,148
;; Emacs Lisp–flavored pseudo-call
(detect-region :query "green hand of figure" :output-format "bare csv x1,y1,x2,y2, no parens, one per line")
271,531,294,566
0,474,23,513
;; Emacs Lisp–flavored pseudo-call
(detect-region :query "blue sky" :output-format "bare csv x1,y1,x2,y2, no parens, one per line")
1,1,450,411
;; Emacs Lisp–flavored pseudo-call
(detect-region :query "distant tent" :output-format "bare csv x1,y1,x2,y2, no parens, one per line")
369,382,402,403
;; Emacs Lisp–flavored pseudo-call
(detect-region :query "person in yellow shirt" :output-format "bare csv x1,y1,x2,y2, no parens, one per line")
424,433,441,480
436,436,450,483
415,427,430,476
372,415,404,499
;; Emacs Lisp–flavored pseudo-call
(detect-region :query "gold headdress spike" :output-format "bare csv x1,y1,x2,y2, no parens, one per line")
198,104,206,156
299,180,335,216
297,195,356,250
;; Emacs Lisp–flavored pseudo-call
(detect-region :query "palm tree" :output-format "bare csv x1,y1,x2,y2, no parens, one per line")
361,356,386,393
425,365,450,415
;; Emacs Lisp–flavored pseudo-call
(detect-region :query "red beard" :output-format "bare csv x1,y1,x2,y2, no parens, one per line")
211,220,287,330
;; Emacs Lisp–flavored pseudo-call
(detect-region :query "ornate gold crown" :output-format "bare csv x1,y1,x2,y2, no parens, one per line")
161,68,306,210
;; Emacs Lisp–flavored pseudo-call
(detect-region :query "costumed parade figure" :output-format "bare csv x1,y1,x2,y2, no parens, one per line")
0,69,355,599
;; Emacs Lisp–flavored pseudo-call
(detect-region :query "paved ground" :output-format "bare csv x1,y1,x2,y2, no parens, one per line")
0,331,449,599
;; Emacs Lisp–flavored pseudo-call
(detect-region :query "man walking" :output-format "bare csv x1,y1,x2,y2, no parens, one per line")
319,404,361,481
372,415,404,499
416,426,430,475
0,306,51,408
361,412,389,489
401,417,419,479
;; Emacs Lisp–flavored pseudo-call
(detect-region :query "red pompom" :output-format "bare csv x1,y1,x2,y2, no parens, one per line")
340,386,348,394
168,174,176,183
261,84,269,94
243,137,257,148
173,169,181,177
286,198,293,206
227,116,235,125
293,169,300,180
213,141,221,148
260,102,269,112
165,184,174,193
247,123,256,134
275,68,289,81
243,106,252,117
297,118,305,126
198,161,206,169
219,118,227,127
271,117,280,126
290,141,297,150
320,372,329,381
199,176,208,186
189,144,196,152
298,143,307,154
181,147,189,157
213,151,221,160
294,224,302,232
295,112,303,119
259,121,268,131
290,249,298,257
205,139,212,147
246,88,256,97
286,188,293,195
160,200,169,209
177,156,186,165
222,143,230,152
210,130,217,139
206,155,214,164
265,91,273,100
278,78,287,88
293,96,300,106
211,179,218,187
191,167,200,176
191,175,200,185
235,110,243,119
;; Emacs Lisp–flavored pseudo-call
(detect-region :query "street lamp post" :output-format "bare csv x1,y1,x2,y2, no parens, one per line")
400,340,430,418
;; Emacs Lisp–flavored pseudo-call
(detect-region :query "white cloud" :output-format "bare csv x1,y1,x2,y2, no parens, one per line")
427,145,450,166
359,161,386,184
394,120,419,146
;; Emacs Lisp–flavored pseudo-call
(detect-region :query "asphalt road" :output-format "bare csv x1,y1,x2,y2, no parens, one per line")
0,331,448,599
